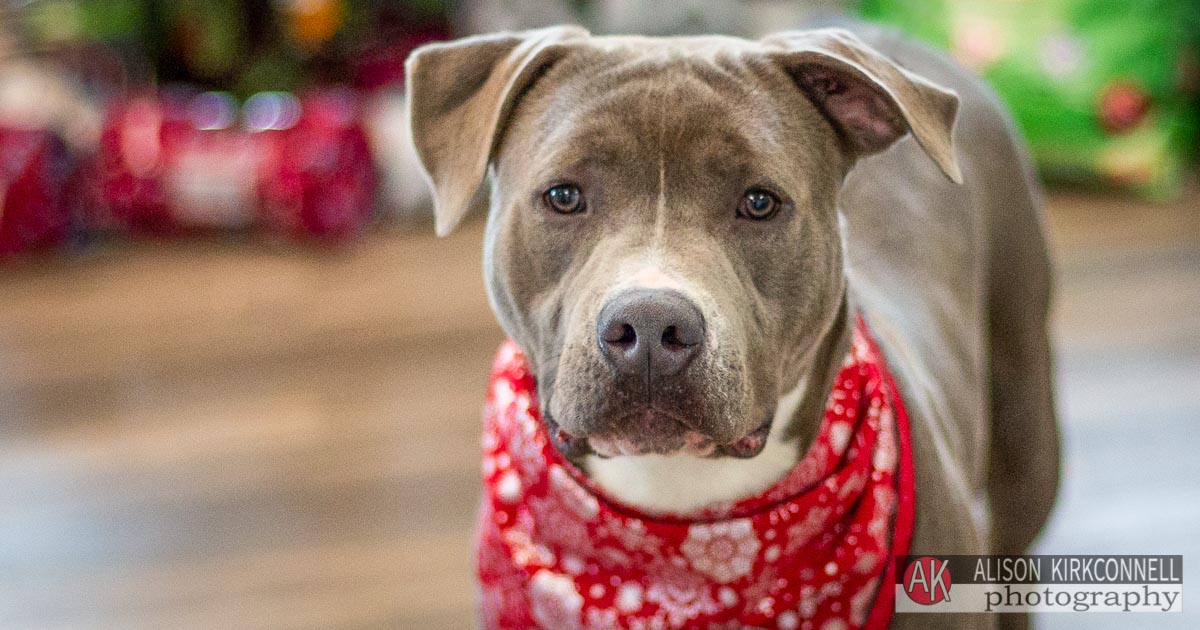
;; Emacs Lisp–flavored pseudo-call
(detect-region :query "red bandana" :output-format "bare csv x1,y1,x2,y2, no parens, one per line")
477,315,915,630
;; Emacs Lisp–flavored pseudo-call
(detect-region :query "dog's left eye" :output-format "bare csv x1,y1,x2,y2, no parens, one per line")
737,189,782,221
543,184,586,215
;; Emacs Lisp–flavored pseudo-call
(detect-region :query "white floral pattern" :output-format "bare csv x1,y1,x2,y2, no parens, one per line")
644,559,722,625
616,582,644,612
549,464,599,520
606,518,664,557
529,570,583,630
871,408,898,471
681,519,761,583
850,576,881,625
584,606,620,629
529,493,592,554
784,506,832,556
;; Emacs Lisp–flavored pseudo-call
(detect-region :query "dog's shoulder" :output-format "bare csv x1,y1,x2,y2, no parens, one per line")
836,24,1042,488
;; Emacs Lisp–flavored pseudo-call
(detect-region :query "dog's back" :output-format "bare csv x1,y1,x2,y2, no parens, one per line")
840,22,1060,602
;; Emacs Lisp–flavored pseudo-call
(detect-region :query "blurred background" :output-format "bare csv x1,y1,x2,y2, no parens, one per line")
0,1,1197,629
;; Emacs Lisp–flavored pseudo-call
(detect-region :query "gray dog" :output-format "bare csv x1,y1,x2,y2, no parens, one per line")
407,23,1060,630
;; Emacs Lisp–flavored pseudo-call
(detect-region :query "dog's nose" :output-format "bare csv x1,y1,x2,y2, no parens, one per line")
596,289,705,378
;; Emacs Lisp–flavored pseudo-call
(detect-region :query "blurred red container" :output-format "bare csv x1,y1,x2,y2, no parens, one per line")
257,89,378,239
0,126,74,256
83,87,377,240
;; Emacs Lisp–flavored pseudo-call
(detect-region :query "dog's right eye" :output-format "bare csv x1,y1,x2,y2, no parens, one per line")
543,184,586,215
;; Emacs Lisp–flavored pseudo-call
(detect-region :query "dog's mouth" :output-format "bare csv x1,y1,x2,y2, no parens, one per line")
545,413,772,460
717,418,773,458
545,414,593,460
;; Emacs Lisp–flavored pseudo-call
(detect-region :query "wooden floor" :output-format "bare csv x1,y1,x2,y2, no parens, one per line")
0,190,1197,629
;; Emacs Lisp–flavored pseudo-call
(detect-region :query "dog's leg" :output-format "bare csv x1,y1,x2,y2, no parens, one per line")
981,119,1062,630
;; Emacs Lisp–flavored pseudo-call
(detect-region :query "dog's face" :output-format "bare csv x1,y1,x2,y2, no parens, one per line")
485,44,851,460
408,27,959,462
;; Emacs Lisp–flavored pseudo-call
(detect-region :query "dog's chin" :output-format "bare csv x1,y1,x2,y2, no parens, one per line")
545,413,773,461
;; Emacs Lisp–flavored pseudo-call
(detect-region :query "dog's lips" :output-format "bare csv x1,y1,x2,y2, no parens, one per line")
559,413,772,459
586,432,715,458
582,410,696,458
715,417,772,458
545,413,593,459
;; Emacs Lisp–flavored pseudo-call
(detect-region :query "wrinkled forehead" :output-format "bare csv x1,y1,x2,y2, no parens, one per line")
498,43,828,193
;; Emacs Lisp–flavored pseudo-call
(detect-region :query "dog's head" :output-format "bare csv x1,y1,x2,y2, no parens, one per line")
407,27,959,461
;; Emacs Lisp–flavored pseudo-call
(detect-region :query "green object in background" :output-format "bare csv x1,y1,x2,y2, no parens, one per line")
159,0,249,81
860,0,1200,198
17,0,451,97
24,0,148,43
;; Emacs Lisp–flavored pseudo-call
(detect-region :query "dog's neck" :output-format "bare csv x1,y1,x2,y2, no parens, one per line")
582,294,854,515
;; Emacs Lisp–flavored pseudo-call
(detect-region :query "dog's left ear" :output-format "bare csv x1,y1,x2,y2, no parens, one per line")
762,28,962,184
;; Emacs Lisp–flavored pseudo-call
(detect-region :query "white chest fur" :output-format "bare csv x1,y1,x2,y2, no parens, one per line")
583,378,807,515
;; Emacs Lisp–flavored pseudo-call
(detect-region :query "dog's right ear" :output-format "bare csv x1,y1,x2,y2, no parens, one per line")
406,26,589,236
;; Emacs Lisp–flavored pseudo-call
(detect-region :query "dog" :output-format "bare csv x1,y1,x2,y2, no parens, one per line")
406,23,1060,630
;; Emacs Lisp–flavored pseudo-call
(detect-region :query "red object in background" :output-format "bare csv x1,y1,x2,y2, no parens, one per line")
86,92,184,233
0,127,74,256
82,87,377,240
1098,80,1151,134
259,89,378,239
353,29,449,90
